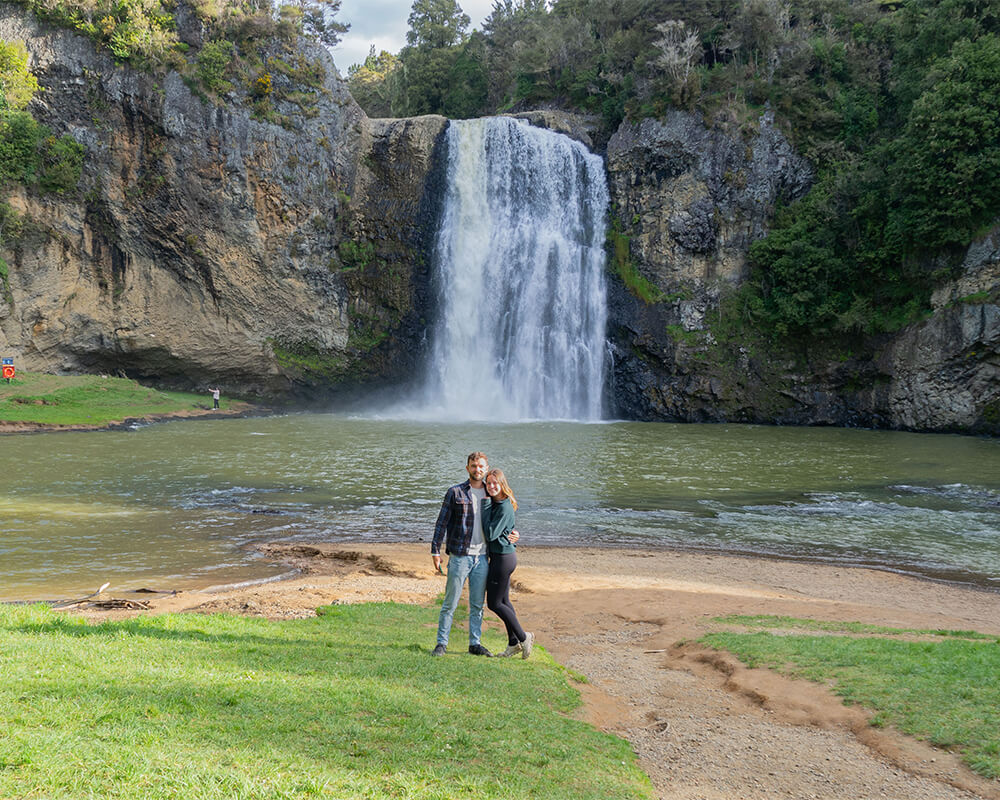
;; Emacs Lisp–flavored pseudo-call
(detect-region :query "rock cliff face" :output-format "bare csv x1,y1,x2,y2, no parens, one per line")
598,110,1000,435
606,112,812,295
0,3,446,400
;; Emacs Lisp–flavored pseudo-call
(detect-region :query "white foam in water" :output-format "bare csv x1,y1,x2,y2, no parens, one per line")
408,117,609,422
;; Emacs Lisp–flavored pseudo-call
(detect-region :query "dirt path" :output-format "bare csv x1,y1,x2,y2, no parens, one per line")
81,543,1000,800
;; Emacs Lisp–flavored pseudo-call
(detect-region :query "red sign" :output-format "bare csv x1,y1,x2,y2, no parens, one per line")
2,365,14,379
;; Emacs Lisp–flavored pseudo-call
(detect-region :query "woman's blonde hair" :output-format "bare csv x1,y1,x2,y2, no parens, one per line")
486,469,517,510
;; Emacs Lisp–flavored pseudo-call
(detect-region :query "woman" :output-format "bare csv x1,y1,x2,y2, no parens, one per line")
482,468,534,659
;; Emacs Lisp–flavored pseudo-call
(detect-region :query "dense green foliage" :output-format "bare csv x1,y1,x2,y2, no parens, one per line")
1,40,82,195
0,602,652,798
10,0,178,65
703,615,1000,779
349,0,1000,340
744,4,1000,338
0,40,40,111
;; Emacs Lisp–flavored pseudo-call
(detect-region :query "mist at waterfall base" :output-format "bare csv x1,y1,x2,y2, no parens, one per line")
385,117,609,423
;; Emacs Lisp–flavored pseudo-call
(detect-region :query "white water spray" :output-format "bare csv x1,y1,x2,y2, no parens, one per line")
420,117,609,421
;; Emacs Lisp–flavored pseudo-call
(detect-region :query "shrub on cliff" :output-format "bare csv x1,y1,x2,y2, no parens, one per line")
11,0,179,65
0,39,84,197
195,38,236,94
0,40,40,111
0,112,83,194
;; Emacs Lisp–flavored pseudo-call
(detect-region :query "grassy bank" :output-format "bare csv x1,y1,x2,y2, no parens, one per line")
0,602,652,799
0,372,224,426
702,615,1000,779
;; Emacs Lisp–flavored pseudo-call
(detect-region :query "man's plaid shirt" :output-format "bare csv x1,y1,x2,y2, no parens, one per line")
431,480,480,556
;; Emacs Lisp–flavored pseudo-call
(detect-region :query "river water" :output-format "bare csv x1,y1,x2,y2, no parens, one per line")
2,414,999,600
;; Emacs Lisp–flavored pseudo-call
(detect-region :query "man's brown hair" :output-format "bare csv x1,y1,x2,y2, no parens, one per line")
467,451,488,465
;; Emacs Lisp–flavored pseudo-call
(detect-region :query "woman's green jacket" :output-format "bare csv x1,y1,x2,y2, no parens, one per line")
481,497,516,554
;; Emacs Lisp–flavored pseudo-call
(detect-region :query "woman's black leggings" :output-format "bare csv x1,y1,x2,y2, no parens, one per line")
486,552,525,646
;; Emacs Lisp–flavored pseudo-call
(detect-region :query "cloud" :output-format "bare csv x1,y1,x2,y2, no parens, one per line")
332,0,496,72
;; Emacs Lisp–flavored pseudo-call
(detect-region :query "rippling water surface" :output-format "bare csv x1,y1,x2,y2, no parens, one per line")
2,415,999,599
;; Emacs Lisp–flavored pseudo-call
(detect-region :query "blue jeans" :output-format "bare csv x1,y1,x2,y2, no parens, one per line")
436,554,488,647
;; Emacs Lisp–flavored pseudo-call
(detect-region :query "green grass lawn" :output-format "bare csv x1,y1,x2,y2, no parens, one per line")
702,615,1000,779
0,602,653,799
0,372,222,425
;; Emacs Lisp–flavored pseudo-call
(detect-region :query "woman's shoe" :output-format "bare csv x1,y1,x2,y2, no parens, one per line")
521,632,534,659
497,642,522,658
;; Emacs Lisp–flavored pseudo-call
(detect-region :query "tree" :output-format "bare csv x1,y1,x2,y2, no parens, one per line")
481,0,549,107
890,34,1000,251
396,45,461,115
0,40,40,112
282,0,350,47
483,0,548,33
347,46,403,117
440,32,488,117
405,0,470,49
652,20,701,88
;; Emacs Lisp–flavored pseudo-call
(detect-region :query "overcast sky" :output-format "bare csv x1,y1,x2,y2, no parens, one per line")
330,0,496,74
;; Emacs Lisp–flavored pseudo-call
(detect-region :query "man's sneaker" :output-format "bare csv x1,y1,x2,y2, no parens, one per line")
468,643,493,657
521,632,535,659
497,642,522,658
431,644,447,656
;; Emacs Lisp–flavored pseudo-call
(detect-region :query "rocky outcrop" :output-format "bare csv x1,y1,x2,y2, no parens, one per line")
870,231,1000,433
604,110,809,422
510,110,601,150
606,110,811,298
603,110,1000,435
0,3,447,400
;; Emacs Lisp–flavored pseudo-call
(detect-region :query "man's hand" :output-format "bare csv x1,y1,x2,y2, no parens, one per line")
509,529,520,545
432,554,443,574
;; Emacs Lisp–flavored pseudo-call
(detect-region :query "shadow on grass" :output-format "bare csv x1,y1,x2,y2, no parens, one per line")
8,606,503,667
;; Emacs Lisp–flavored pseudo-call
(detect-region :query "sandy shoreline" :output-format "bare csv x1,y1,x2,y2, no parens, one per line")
64,543,1000,800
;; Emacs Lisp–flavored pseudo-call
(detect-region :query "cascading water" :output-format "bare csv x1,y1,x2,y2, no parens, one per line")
420,117,609,422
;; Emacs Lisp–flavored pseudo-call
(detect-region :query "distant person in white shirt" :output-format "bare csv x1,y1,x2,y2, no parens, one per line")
208,387,220,409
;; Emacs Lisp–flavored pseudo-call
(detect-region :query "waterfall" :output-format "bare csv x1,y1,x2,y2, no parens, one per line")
421,117,609,422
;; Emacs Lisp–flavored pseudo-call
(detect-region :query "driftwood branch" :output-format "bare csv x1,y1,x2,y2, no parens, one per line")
52,582,112,609
52,582,159,610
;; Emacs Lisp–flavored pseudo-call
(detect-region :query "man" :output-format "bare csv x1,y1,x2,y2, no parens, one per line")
431,451,517,657
208,387,221,410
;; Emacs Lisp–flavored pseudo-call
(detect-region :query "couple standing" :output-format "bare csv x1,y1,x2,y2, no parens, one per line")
430,451,534,659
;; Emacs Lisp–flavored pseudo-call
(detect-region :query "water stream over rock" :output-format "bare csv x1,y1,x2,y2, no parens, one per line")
420,117,609,421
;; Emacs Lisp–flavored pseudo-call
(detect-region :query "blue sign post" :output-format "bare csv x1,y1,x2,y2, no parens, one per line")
2,357,14,382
